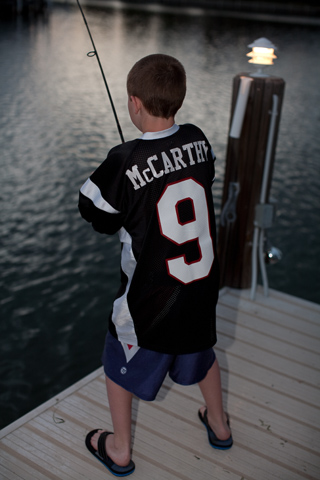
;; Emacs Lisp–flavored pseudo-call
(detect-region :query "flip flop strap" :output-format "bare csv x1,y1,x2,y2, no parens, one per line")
203,408,210,427
97,431,110,460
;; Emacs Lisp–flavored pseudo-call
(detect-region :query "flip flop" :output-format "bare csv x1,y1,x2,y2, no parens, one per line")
85,429,135,477
198,409,233,450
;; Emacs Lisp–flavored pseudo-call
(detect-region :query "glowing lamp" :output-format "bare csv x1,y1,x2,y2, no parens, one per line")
247,38,277,76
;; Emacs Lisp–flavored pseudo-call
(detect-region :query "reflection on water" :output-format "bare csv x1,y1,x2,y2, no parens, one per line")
0,4,319,428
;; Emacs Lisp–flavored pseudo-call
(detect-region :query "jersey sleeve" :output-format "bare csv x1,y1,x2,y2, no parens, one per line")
185,123,216,183
78,188,123,234
78,145,128,234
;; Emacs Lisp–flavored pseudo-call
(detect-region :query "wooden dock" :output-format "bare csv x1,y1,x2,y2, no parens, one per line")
1,287,319,479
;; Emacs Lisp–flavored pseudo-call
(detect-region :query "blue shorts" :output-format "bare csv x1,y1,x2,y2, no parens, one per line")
102,332,215,401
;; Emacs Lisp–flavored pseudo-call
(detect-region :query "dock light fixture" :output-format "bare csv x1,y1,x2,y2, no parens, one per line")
247,37,277,77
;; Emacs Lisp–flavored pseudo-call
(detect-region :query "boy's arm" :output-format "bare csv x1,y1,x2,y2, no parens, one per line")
78,145,128,234
78,182,123,235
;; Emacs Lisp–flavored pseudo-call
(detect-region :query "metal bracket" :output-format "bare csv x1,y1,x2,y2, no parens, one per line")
254,203,275,229
220,182,240,227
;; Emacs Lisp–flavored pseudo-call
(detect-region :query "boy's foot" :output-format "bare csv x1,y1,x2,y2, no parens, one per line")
198,407,233,450
85,429,135,477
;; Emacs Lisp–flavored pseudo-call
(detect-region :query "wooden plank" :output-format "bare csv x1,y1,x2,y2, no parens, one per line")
217,317,319,368
164,378,320,450
222,370,320,430
217,302,320,352
216,333,318,386
4,431,80,480
217,351,319,408
0,463,25,480
0,440,57,480
219,287,320,326
0,438,63,480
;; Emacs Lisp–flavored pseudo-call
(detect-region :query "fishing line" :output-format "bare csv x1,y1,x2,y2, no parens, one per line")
76,0,125,143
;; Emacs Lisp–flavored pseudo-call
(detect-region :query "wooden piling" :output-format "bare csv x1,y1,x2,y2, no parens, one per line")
217,73,285,289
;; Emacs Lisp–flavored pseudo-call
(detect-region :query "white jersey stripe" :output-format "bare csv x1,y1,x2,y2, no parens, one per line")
121,342,140,363
80,178,120,214
112,230,138,345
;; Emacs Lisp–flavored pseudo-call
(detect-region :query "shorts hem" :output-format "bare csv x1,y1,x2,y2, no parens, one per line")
169,354,215,386
104,367,159,402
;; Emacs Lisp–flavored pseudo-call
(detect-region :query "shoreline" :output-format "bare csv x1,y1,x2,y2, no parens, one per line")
53,0,320,25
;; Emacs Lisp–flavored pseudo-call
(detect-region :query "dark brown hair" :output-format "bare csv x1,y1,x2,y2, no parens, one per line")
127,54,186,119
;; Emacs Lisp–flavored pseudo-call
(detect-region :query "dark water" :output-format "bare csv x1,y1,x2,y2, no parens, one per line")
1,3,319,429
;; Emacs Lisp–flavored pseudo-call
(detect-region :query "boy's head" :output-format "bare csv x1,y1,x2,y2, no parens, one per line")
127,54,186,119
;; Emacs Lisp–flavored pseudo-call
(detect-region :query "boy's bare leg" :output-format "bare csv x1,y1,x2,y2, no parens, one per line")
90,375,133,466
198,359,231,440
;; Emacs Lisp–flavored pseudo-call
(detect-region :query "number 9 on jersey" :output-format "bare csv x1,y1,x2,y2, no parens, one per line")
157,178,214,285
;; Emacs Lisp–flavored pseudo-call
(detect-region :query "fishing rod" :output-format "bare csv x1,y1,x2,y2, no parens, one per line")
76,0,125,143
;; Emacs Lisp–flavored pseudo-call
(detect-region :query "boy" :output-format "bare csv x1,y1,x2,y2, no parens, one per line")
79,54,232,477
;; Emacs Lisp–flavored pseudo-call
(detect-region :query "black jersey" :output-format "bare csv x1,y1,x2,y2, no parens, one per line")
79,123,220,354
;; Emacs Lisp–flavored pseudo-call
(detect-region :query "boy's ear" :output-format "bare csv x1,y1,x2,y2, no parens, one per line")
130,95,142,114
